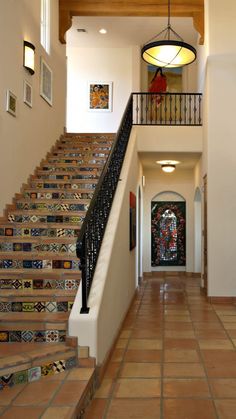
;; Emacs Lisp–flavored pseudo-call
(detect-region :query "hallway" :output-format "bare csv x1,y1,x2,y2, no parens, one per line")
85,273,236,419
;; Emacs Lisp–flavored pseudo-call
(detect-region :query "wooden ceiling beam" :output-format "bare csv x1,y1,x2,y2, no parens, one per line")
59,0,204,44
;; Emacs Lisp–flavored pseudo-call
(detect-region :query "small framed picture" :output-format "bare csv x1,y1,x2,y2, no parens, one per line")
23,80,32,108
88,81,113,112
40,57,53,106
6,90,17,117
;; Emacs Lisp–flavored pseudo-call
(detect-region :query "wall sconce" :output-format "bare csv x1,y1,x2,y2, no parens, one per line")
23,41,35,75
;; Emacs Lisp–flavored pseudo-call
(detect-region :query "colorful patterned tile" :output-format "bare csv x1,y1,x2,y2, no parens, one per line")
9,331,22,342
45,302,57,312
22,330,34,342
13,369,28,385
63,261,72,270
32,260,43,269
46,330,59,343
41,363,54,377
42,260,52,269
34,331,46,343
22,302,35,312
11,302,23,312
0,374,14,388
22,243,32,252
33,280,44,289
0,302,11,312
13,243,23,252
8,215,15,222
57,302,68,312
44,280,53,289
23,228,31,237
3,260,13,269
28,366,41,382
53,360,66,374
0,331,9,342
23,260,33,269
12,280,23,289
65,357,77,370
0,279,14,289
34,302,45,312
23,280,33,289
65,280,77,290
31,229,40,236
56,280,64,289
59,331,66,342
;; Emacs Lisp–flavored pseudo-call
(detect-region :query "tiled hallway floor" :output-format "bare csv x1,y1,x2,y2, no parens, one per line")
84,273,236,419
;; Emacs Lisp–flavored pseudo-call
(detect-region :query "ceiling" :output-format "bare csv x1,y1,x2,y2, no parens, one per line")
66,16,198,48
139,152,201,170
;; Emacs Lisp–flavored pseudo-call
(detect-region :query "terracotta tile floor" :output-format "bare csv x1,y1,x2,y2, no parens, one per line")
84,273,236,419
0,367,94,418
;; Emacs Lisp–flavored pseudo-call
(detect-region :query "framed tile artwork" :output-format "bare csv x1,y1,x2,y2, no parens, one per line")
6,90,17,117
40,57,53,106
23,80,32,108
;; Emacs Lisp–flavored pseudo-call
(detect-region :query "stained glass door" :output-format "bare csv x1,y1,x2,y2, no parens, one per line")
151,201,186,266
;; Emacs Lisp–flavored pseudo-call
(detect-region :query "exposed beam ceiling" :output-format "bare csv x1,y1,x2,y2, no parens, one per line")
59,0,204,45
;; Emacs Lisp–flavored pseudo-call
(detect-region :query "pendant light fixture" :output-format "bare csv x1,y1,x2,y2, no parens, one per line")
141,0,197,68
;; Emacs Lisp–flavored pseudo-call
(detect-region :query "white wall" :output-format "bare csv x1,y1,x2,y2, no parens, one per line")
69,128,141,363
0,0,66,214
66,45,134,133
136,126,203,153
142,168,195,273
202,0,236,296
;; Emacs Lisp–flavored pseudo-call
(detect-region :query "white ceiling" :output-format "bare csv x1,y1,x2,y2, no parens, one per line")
67,16,198,48
139,152,201,170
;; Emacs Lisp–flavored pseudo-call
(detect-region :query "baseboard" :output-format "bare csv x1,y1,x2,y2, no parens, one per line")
208,296,236,304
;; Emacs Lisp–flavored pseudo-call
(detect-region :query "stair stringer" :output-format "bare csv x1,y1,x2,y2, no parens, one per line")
69,128,140,365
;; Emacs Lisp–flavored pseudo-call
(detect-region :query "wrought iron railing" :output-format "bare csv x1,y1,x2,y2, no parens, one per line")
76,91,202,313
76,94,133,313
132,92,202,126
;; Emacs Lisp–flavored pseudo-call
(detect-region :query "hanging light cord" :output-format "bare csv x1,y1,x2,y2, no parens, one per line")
143,0,184,46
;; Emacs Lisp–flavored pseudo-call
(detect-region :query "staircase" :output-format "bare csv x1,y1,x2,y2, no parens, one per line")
0,133,114,390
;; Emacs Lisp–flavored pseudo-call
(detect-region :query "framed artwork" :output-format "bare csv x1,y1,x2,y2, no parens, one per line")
130,192,136,251
147,65,182,92
23,80,32,108
40,57,52,106
6,90,17,117
88,81,113,112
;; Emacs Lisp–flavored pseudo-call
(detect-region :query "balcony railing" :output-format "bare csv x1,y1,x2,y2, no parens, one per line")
132,92,202,126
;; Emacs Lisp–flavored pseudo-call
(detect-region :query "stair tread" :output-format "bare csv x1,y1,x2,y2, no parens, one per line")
0,342,75,369
0,289,76,297
0,312,69,321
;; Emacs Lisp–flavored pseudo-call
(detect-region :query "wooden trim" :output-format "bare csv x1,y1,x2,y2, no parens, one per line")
59,0,204,45
208,297,236,304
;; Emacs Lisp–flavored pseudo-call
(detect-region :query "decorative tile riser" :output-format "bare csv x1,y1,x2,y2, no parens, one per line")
0,259,80,270
29,182,97,190
47,158,107,164
41,164,104,171
0,242,76,255
34,174,99,180
22,191,94,200
0,278,79,291
0,227,79,238
0,301,73,313
15,202,89,211
7,214,84,224
51,151,110,157
0,330,66,343
0,356,77,389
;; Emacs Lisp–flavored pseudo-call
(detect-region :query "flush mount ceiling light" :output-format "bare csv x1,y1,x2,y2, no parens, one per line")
99,28,107,34
141,0,197,68
156,160,180,173
23,41,35,75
